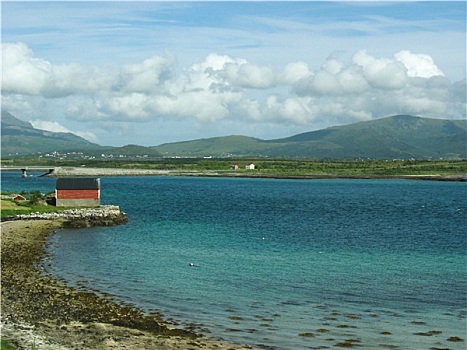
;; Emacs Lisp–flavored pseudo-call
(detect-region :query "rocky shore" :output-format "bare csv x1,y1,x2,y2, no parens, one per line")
4,205,129,228
1,212,253,349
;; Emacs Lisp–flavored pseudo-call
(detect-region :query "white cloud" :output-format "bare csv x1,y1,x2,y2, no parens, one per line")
30,120,71,133
394,50,445,78
120,54,176,93
2,42,51,95
29,119,98,142
2,42,465,146
353,50,408,90
279,61,312,85
223,62,275,89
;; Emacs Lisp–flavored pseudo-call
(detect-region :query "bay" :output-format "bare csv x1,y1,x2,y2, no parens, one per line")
2,173,466,349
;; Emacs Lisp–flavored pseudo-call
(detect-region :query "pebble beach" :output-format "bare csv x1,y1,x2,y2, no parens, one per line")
0,218,253,350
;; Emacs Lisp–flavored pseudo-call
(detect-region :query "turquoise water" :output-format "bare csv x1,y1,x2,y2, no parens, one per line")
2,173,466,349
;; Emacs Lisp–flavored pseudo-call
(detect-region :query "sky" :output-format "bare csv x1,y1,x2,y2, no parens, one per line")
2,1,466,147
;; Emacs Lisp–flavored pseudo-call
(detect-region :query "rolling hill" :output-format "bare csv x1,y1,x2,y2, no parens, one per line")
1,111,465,159
153,115,466,159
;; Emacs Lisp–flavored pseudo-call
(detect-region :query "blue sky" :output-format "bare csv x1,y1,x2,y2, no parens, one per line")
2,1,466,146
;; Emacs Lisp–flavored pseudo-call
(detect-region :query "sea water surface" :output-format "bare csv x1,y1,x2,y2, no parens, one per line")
2,173,466,349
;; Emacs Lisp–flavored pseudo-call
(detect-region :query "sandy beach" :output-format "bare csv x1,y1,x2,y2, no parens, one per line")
1,219,253,350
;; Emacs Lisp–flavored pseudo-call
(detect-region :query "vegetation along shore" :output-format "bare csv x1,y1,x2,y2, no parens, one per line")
2,158,466,181
0,204,253,349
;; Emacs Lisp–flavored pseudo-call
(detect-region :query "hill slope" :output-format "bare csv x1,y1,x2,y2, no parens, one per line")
154,115,466,159
1,111,104,155
2,111,465,159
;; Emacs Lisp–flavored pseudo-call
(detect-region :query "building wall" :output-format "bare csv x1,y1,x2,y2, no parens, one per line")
56,189,100,207
55,198,100,207
57,189,99,199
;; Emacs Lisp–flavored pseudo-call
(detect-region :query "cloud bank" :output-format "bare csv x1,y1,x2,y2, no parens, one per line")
2,42,465,143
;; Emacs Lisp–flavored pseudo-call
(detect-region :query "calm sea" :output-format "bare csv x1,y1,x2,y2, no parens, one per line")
2,172,466,349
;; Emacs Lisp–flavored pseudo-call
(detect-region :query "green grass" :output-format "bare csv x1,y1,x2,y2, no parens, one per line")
1,199,73,219
1,338,17,350
2,158,466,176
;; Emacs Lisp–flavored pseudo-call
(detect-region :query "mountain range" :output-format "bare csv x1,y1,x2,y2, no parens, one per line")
1,110,466,159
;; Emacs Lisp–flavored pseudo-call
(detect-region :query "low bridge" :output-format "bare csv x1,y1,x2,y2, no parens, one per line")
1,166,56,177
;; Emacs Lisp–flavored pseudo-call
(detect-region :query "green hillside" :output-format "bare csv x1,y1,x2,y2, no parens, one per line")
154,135,272,157
1,111,104,155
153,115,466,159
268,115,466,159
2,111,465,160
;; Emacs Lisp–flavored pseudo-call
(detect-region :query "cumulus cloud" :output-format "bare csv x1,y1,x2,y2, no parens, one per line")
394,50,445,78
2,42,465,136
279,61,312,85
353,50,408,90
120,54,176,93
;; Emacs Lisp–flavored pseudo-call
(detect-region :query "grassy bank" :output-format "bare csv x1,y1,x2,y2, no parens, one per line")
4,158,467,175
1,339,17,350
0,198,71,220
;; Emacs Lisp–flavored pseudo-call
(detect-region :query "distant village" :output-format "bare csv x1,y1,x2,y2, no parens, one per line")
40,151,150,160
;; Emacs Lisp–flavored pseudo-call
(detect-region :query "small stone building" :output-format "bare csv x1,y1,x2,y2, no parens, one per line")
56,178,100,207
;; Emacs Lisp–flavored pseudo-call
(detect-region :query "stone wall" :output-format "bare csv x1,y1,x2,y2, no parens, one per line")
6,205,128,228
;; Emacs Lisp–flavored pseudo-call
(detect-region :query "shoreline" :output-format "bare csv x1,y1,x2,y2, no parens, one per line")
0,218,253,350
40,166,467,181
2,165,465,181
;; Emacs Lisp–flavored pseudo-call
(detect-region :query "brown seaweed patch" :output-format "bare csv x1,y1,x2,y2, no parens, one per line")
380,331,392,335
336,324,352,329
315,304,329,310
334,339,361,348
346,314,361,320
226,328,242,332
298,332,315,337
447,336,464,342
414,330,443,337
411,320,426,325
414,332,434,336
317,328,330,333
228,316,244,321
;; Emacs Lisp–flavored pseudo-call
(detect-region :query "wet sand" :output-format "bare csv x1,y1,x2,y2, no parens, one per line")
1,220,253,350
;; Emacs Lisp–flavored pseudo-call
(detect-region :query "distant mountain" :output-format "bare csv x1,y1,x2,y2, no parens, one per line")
154,115,466,159
1,111,104,155
2,111,465,159
1,111,162,158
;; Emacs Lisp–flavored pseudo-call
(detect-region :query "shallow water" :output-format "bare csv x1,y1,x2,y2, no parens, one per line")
3,173,466,349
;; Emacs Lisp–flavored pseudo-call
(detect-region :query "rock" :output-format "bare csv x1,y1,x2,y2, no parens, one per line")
7,206,128,228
